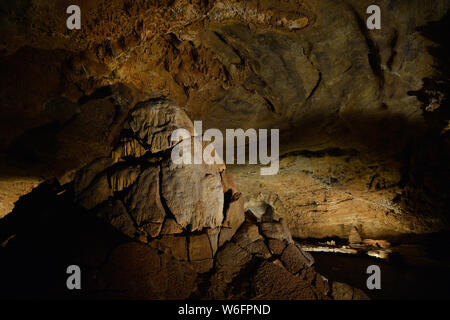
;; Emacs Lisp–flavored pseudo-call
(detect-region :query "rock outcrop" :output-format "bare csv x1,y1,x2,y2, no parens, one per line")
0,98,367,300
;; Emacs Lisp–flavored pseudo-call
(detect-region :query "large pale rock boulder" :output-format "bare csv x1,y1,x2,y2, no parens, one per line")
129,99,194,153
72,98,226,240
161,159,224,231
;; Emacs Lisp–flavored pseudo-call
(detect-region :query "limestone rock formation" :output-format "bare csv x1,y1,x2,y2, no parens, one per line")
71,98,225,240
0,0,449,300
161,159,224,231
0,96,367,299
129,99,194,153
207,212,342,300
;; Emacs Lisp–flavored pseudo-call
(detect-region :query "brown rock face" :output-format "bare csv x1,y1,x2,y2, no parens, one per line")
281,243,313,274
253,261,319,300
98,242,197,299
230,148,449,241
206,212,350,300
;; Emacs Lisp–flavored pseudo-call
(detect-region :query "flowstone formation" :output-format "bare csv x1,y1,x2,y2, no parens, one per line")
0,98,366,299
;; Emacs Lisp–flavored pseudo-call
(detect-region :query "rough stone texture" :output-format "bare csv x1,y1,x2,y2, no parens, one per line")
230,151,449,240
123,166,165,229
160,218,184,235
205,211,356,300
97,242,197,299
209,241,253,299
76,173,113,210
69,98,226,243
260,220,293,243
109,166,140,192
246,240,271,259
221,196,245,239
268,239,286,255
219,180,245,246
95,199,136,238
0,160,366,300
331,282,370,301
252,261,318,300
189,233,213,261
161,159,224,231
349,226,363,245
129,99,194,153
233,222,263,248
281,243,312,274
73,157,114,195
150,235,188,262
112,138,147,161
207,227,221,256
223,196,245,229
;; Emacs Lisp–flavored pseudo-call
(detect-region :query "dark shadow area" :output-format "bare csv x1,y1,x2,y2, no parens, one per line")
409,11,450,134
0,179,129,299
311,251,450,300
